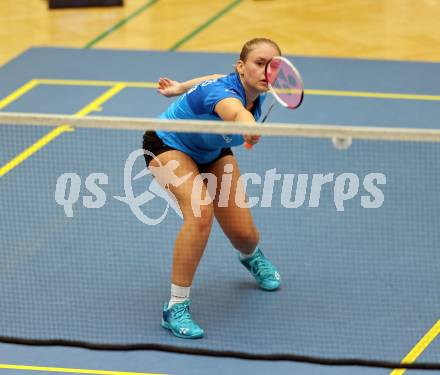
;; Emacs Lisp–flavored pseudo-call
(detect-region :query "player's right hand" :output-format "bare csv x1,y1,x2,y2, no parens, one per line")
243,134,261,146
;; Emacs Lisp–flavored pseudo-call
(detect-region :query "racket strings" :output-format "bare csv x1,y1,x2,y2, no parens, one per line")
267,56,304,109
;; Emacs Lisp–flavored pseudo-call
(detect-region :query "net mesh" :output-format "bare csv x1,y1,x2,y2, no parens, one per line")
1,112,440,370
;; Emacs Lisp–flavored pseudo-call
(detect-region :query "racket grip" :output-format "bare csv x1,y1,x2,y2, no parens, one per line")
244,142,253,150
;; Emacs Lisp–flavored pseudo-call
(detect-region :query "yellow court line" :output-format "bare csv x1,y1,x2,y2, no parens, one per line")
0,80,39,110
390,320,440,375
305,89,440,101
37,79,155,89
0,84,126,177
0,125,73,177
0,363,165,375
34,78,440,102
75,84,126,116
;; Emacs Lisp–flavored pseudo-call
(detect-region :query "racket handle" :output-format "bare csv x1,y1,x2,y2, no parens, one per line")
244,142,253,150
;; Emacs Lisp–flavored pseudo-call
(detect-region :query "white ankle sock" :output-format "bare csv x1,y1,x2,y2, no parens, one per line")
168,283,191,309
239,246,258,260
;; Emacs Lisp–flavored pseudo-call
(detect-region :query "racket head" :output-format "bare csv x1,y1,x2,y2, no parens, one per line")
265,56,304,109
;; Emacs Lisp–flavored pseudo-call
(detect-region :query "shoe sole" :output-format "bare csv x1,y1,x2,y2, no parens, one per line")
161,320,204,339
259,283,281,291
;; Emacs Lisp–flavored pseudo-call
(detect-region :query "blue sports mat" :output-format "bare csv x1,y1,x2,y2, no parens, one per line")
1,48,440,368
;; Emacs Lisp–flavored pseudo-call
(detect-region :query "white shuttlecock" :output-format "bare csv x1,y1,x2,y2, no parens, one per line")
332,136,352,150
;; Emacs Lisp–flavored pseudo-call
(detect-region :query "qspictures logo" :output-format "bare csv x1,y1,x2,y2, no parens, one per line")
54,149,386,225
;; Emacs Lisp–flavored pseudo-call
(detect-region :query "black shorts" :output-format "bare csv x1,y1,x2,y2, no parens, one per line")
142,131,233,172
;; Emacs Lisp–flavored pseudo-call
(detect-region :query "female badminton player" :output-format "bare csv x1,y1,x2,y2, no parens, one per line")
143,38,282,339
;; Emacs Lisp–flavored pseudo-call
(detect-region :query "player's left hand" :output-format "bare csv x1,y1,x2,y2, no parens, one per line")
157,77,183,97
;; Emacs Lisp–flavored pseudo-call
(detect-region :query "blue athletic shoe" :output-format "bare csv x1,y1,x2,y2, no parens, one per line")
239,248,281,291
161,300,204,339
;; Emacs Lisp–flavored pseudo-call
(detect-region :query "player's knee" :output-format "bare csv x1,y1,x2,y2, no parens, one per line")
230,227,260,252
184,203,213,233
194,205,214,233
